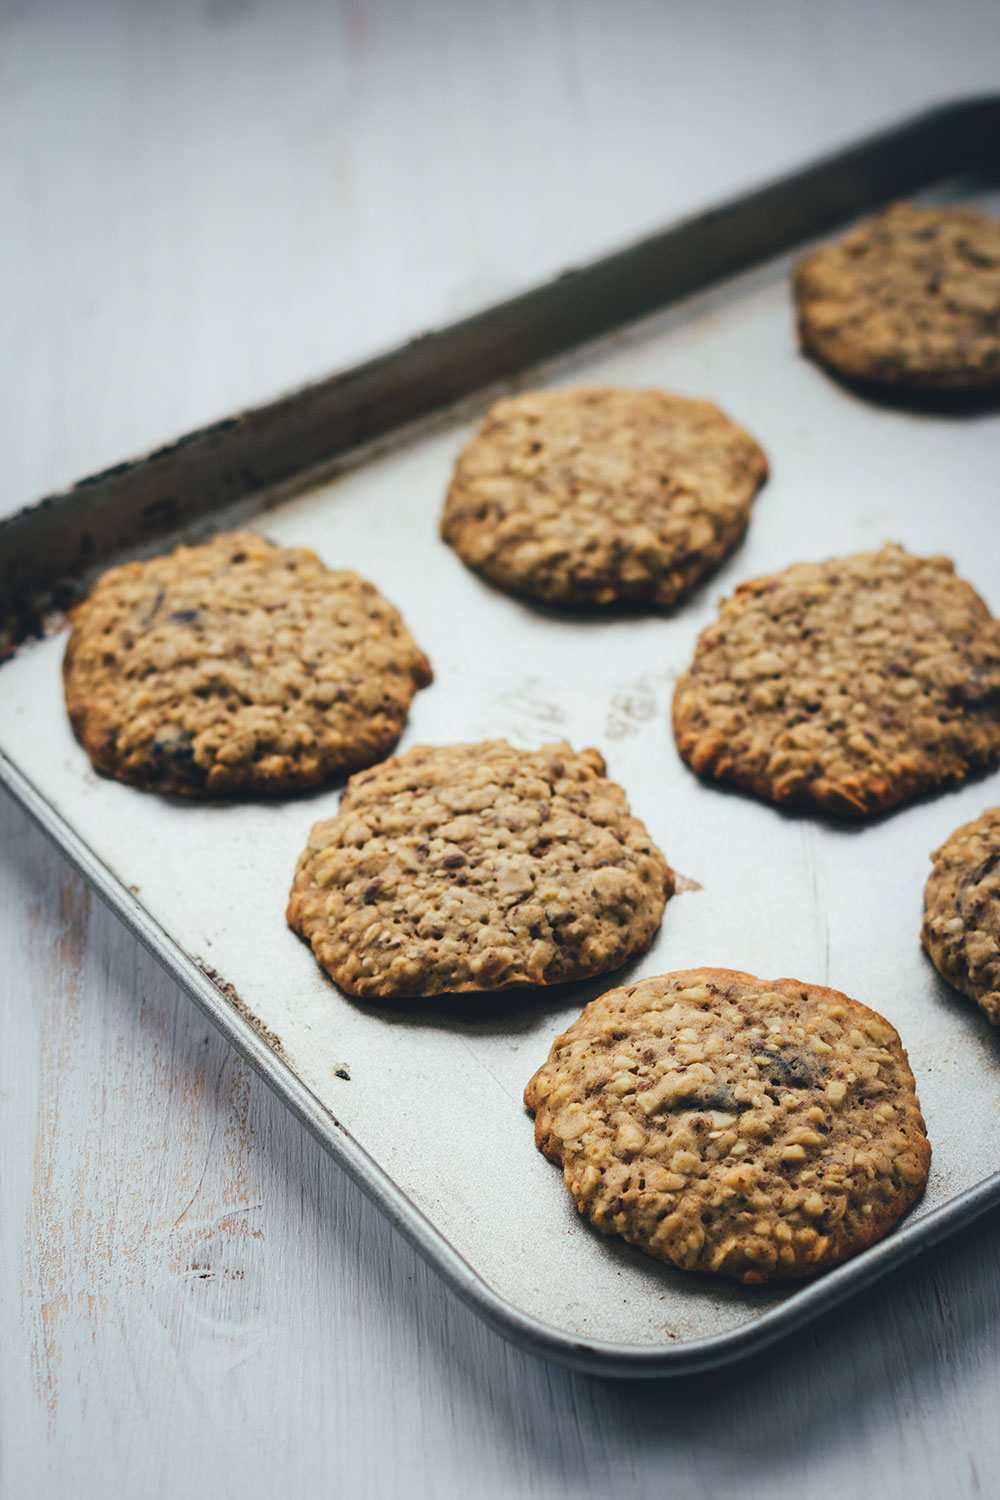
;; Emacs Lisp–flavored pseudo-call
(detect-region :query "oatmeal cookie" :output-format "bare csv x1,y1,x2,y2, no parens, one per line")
287,740,672,999
440,387,767,608
922,807,1000,1024
525,968,930,1283
672,544,1000,817
63,531,432,796
794,202,1000,390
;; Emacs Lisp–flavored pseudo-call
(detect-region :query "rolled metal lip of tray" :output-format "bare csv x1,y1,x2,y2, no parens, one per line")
2,98,1000,1378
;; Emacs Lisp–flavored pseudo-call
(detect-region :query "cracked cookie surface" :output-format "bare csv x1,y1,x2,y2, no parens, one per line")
794,202,1000,390
922,807,1000,1024
524,968,930,1283
440,387,767,608
287,740,672,999
672,544,1000,817
63,531,432,796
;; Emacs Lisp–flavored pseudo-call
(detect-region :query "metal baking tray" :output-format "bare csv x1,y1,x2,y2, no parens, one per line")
3,98,1000,1378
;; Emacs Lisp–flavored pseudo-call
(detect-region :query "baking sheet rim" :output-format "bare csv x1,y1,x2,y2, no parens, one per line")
5,95,1000,1377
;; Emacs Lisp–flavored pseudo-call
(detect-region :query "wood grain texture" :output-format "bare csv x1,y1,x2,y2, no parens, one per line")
5,1,1000,1495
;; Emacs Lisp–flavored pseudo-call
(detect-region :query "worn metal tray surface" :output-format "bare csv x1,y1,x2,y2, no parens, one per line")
3,102,1000,1377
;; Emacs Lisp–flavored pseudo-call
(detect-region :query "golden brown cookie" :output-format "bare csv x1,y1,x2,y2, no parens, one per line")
287,740,672,999
440,387,767,608
63,531,432,797
794,203,1000,390
922,807,1000,1024
672,544,1000,818
525,968,930,1284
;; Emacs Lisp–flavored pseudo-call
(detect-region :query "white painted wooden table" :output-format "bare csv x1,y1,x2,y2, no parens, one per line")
4,4,1000,1494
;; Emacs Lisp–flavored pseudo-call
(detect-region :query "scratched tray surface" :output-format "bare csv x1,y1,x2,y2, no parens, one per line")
3,177,1000,1365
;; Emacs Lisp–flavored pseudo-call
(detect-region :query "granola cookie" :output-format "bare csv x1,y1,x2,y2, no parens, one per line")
440,387,767,608
63,531,432,796
672,544,1000,817
794,203,1000,390
922,807,1000,1024
525,968,930,1283
287,740,672,999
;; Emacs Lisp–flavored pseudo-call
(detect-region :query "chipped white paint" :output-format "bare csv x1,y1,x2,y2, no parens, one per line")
4,1,1000,1495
